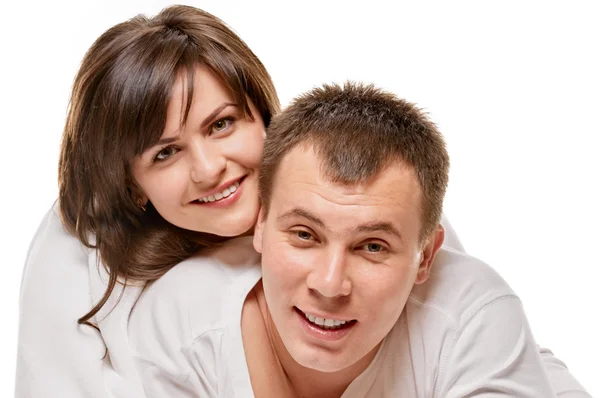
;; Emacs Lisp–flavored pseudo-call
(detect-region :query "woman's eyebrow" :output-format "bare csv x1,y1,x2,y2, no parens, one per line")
155,136,179,146
154,102,238,147
199,102,238,128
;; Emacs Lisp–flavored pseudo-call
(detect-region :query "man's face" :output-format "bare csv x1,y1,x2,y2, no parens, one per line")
254,145,442,373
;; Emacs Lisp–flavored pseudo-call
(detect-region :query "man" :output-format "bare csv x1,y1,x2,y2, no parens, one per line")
248,82,589,396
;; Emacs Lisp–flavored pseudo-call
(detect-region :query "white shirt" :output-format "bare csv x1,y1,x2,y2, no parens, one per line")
16,203,145,398
127,236,586,397
15,203,591,397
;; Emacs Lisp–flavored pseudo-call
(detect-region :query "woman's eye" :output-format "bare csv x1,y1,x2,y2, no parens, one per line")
212,117,234,133
362,243,384,253
154,146,179,161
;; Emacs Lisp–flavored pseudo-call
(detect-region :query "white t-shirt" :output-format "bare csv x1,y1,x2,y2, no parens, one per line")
16,203,146,398
16,203,591,397
127,236,578,397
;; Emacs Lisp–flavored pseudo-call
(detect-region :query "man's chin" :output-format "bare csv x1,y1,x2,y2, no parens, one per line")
287,343,353,373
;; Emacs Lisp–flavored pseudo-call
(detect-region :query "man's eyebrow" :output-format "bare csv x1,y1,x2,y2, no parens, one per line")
277,207,326,229
356,221,403,240
154,102,237,147
277,208,403,240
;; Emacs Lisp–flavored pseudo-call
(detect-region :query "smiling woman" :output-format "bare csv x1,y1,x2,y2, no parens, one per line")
56,6,279,329
16,5,279,397
130,66,265,237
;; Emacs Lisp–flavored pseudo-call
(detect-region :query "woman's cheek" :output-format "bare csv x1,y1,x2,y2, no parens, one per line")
242,126,266,167
148,166,189,204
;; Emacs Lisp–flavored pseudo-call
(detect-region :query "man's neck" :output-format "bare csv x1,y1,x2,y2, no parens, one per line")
254,283,380,398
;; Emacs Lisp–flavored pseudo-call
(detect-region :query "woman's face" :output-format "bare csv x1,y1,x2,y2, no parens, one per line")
131,66,265,237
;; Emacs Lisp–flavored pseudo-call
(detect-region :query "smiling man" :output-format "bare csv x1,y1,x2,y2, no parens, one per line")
249,82,556,397
128,82,587,397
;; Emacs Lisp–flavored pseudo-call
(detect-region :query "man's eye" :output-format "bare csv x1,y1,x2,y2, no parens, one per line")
295,230,313,241
362,243,384,253
154,146,179,161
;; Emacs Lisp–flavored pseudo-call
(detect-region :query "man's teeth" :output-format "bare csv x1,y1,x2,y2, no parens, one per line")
304,312,348,330
200,181,240,203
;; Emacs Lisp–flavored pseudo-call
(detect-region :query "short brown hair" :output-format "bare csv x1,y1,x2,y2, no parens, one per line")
58,5,279,325
259,82,449,242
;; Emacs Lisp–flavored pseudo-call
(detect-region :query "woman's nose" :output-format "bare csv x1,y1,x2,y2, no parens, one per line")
189,141,227,184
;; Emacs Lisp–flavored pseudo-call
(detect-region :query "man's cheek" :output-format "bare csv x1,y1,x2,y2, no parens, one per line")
265,257,296,290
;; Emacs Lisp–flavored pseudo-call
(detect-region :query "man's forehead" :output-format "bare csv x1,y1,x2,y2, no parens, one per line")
269,146,423,238
273,146,421,202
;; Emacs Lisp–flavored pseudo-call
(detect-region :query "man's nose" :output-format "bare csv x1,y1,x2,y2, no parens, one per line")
306,248,352,298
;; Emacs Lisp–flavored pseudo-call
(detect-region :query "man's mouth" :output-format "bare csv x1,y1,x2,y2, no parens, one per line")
296,307,357,331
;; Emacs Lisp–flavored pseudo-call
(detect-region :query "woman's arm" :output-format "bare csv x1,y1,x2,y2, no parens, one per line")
15,203,107,398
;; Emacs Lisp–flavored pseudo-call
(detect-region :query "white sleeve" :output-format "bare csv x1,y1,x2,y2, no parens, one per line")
133,331,224,398
15,203,108,398
539,347,592,397
440,215,590,396
436,296,556,398
440,214,465,252
129,266,229,398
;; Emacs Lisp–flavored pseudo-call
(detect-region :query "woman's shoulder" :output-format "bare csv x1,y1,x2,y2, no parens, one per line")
26,201,88,263
20,201,94,322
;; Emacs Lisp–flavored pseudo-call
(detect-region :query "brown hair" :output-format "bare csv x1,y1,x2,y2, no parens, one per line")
58,5,280,326
259,82,449,242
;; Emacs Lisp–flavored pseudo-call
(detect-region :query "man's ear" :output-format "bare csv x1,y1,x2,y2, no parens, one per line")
253,206,266,254
415,225,445,285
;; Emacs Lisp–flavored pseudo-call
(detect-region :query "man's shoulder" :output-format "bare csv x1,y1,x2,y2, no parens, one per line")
135,236,260,311
129,237,260,345
139,252,235,304
128,237,260,376
408,246,516,327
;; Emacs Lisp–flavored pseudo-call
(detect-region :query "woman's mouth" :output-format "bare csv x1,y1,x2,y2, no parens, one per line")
191,176,246,207
197,180,240,203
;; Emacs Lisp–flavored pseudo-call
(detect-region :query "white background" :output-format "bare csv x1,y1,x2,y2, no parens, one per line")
1,0,598,395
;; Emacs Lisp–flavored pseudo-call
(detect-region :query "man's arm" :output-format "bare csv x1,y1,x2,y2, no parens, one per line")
538,347,591,397
436,295,556,397
440,215,591,397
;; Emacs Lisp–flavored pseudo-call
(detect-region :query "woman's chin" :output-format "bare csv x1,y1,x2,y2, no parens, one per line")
206,217,256,238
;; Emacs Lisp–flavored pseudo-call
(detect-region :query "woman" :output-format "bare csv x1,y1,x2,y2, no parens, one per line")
17,6,277,397
15,5,588,398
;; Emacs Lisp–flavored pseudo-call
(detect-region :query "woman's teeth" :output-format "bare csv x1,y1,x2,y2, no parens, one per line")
199,181,240,203
304,312,349,330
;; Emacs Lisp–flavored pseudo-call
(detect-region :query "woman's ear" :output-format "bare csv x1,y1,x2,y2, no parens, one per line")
415,225,445,285
134,196,148,211
127,179,148,209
